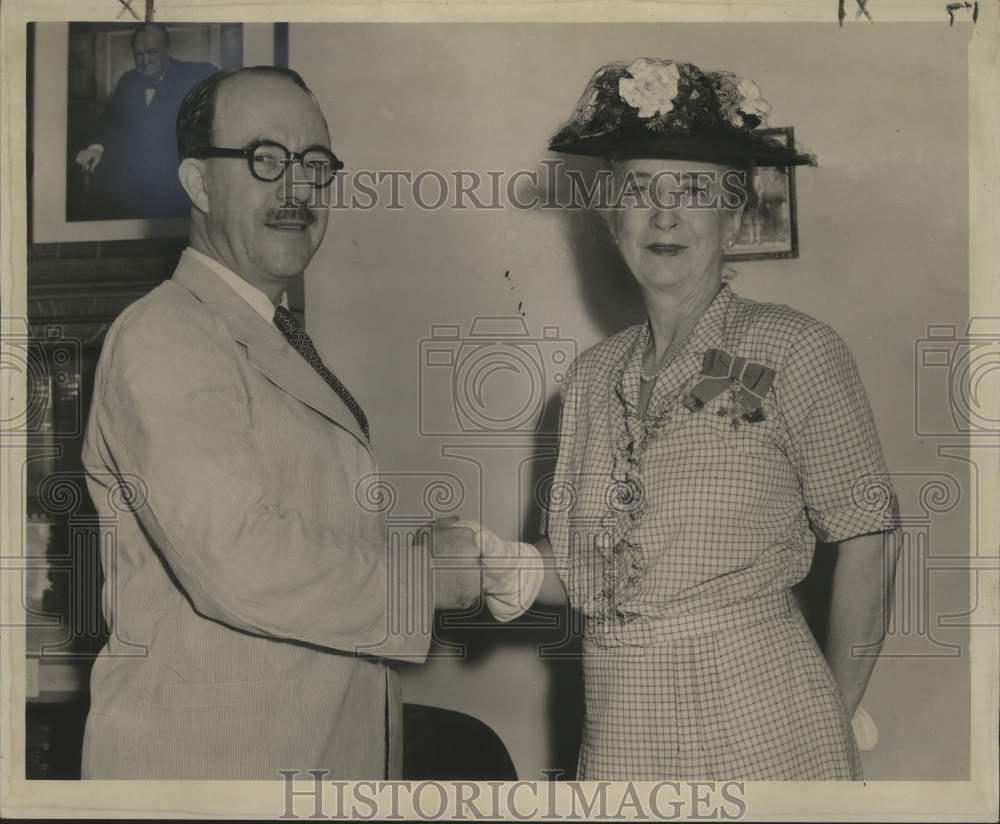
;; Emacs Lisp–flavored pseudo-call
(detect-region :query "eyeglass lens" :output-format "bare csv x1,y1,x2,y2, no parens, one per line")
251,144,337,186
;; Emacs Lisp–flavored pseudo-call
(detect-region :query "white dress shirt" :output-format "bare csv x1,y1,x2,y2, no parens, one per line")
183,247,288,328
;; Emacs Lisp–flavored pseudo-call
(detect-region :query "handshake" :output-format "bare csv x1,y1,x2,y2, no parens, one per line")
416,518,545,621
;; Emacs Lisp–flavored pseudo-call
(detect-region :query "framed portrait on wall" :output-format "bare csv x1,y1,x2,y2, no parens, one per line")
30,22,277,244
725,126,800,262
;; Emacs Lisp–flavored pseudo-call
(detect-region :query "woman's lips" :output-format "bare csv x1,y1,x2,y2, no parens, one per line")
646,243,688,256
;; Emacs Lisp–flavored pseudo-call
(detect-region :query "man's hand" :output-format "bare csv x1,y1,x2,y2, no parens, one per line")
417,520,482,611
76,146,104,173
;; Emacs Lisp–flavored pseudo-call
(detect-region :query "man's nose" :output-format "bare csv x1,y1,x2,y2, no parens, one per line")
282,160,315,204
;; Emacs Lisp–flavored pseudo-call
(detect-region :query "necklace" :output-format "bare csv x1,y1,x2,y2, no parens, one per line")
639,362,667,382
639,324,695,382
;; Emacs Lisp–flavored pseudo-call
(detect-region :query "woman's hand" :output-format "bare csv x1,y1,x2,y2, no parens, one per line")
449,520,544,621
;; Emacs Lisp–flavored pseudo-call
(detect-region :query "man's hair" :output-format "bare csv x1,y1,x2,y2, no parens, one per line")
130,22,170,51
176,66,311,161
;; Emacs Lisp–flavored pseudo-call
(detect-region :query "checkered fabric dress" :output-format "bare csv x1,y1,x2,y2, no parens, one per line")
545,284,899,781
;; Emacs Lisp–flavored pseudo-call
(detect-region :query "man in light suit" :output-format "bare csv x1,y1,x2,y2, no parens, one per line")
80,66,482,779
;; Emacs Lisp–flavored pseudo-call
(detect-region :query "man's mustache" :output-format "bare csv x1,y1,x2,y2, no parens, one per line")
267,203,317,225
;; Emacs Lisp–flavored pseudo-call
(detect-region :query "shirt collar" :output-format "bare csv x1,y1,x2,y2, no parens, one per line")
617,283,735,412
681,282,734,356
632,283,734,364
183,247,288,327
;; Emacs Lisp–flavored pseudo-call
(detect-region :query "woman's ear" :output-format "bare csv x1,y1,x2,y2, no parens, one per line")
601,159,624,242
178,158,210,214
600,205,618,242
724,205,744,249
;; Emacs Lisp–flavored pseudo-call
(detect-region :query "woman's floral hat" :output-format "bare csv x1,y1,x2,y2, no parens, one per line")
549,58,816,167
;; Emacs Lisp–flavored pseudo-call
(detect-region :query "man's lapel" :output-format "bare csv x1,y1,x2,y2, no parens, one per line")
172,253,371,451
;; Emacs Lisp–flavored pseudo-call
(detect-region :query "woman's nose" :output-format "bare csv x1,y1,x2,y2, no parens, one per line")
651,206,678,232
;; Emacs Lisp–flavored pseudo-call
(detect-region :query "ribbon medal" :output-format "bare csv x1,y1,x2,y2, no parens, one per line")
683,348,775,430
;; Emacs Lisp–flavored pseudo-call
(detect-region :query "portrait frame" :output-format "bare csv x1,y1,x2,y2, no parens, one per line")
724,125,800,262
29,22,277,244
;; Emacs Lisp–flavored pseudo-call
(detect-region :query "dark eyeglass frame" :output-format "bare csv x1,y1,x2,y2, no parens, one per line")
189,139,344,188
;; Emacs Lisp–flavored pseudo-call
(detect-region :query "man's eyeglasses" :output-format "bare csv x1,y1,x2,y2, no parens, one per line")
189,140,344,188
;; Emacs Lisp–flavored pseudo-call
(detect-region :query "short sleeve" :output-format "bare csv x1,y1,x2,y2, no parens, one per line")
778,322,900,543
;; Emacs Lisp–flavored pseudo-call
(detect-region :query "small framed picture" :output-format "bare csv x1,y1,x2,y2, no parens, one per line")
30,22,277,244
725,126,800,261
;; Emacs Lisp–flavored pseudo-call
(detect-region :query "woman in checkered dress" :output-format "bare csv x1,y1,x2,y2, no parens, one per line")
479,58,900,781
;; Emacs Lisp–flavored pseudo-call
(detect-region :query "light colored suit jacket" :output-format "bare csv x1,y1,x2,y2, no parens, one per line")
81,251,432,779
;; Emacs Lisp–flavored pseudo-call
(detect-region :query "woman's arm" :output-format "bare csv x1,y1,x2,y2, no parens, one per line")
823,530,900,719
532,536,569,608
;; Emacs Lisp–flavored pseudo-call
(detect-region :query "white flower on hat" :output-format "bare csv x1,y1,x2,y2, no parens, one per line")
618,58,681,119
732,76,771,128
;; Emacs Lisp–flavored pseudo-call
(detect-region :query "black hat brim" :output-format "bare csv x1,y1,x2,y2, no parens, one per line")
549,128,816,168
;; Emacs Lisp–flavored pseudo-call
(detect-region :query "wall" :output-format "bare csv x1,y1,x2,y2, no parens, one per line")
291,23,971,780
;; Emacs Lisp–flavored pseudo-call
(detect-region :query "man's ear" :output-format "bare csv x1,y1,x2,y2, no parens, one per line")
178,158,209,214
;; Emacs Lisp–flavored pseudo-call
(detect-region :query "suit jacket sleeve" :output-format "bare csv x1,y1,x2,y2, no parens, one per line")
91,302,434,662
94,70,136,149
184,61,219,84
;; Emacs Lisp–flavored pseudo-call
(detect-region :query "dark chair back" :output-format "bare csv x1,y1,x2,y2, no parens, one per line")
402,703,517,780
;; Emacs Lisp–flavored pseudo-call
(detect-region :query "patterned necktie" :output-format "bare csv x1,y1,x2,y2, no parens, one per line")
273,305,370,443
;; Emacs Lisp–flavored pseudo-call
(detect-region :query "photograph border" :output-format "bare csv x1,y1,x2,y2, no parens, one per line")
1,2,997,821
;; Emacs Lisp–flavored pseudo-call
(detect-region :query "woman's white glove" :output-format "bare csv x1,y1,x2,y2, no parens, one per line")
852,705,878,752
451,520,544,622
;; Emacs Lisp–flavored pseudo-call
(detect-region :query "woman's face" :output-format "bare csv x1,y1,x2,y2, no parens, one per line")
608,158,742,295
